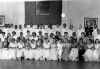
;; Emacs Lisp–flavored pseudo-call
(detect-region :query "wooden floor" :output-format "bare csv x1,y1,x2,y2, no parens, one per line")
0,60,100,69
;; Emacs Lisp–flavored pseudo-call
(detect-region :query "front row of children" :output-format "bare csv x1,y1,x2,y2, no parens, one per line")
0,37,100,61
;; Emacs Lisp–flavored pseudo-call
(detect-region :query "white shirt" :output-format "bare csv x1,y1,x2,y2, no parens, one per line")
94,34,100,41
76,29,84,38
2,28,9,37
12,35,18,40
17,29,23,37
23,28,27,37
47,28,53,36
43,43,50,49
9,43,17,48
1,35,6,42
62,28,68,36
67,29,75,38
17,42,24,49
92,28,97,37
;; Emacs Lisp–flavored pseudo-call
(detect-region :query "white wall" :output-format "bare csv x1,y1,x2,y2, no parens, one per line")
62,0,100,30
0,2,25,28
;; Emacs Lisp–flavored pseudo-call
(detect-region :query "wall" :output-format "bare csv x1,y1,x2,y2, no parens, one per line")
25,1,62,25
62,0,100,30
0,2,25,28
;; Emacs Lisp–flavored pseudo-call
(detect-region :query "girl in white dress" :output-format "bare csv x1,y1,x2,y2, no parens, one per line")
92,39,100,61
23,39,31,60
84,39,94,61
16,38,24,60
35,38,43,60
57,39,64,60
68,39,79,61
2,38,9,59
50,38,58,60
30,39,36,59
43,38,50,60
8,38,17,59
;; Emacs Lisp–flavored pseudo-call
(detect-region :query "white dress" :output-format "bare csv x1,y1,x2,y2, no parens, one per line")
16,42,24,58
23,48,31,59
8,43,17,59
68,48,79,61
84,44,94,61
2,48,9,59
57,43,63,58
50,43,58,60
30,44,36,59
43,43,50,59
92,44,100,61
35,43,43,60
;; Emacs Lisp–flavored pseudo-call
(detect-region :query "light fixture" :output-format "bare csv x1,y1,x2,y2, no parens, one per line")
61,13,65,18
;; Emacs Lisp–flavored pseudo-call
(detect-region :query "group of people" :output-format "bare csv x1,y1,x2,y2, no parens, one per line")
0,22,100,61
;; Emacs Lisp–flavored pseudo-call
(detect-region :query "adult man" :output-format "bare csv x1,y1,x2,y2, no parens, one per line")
67,25,75,38
23,24,28,37
85,21,93,36
92,25,98,40
2,24,9,37
17,25,23,37
76,24,84,40
62,23,68,36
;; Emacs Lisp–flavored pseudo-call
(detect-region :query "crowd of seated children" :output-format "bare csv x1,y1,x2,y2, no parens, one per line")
0,23,100,61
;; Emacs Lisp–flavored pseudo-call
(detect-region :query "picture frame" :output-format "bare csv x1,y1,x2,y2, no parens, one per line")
36,1,50,15
0,15,5,27
84,17,98,28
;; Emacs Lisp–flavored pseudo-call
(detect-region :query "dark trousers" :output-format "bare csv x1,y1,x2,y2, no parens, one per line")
78,49,85,61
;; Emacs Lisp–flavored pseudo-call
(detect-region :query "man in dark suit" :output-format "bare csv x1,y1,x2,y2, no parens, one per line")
85,21,93,36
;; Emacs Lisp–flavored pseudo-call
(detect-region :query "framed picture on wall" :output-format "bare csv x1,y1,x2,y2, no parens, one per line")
36,1,50,15
84,17,98,28
0,15,5,26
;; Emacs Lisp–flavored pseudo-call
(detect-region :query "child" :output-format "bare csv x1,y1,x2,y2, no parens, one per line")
62,38,71,61
16,38,24,60
23,39,31,60
57,39,64,60
35,38,43,60
50,38,58,60
43,38,50,60
77,38,86,61
84,39,94,61
0,38,2,59
68,39,79,61
2,38,9,59
92,39,100,61
8,38,17,59
30,39,36,59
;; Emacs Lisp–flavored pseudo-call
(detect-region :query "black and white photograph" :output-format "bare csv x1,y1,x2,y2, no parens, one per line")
0,0,100,69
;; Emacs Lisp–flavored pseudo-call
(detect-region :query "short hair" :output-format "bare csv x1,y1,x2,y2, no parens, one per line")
64,32,68,34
